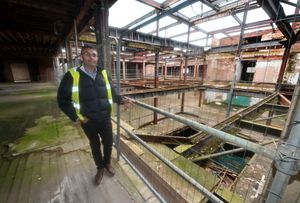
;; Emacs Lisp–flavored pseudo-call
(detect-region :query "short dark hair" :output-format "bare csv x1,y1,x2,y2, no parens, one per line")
81,45,97,54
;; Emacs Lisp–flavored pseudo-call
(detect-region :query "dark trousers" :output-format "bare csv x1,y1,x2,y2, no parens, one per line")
81,119,113,170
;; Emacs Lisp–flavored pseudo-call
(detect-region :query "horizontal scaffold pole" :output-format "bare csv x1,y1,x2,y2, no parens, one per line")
127,97,278,161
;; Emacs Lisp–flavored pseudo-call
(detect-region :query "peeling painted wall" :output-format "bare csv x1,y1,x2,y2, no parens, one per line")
253,60,282,83
206,54,235,82
284,53,300,84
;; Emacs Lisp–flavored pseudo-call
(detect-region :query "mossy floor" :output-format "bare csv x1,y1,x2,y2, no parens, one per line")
0,83,148,203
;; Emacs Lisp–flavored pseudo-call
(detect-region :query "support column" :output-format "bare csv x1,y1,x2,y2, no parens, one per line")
198,90,202,107
164,62,167,79
73,20,79,58
136,63,139,79
199,64,207,107
181,25,191,113
111,54,115,79
94,0,111,74
154,50,159,124
277,43,292,90
180,60,184,80
154,15,159,124
181,55,188,113
266,79,300,203
122,59,126,80
65,40,71,68
227,2,248,117
194,64,197,79
203,64,207,82
142,60,146,80
266,110,274,126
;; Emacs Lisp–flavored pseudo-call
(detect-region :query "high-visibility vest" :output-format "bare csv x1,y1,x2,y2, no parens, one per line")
68,67,113,120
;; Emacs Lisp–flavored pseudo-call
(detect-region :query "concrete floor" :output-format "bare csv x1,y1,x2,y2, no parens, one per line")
0,83,158,203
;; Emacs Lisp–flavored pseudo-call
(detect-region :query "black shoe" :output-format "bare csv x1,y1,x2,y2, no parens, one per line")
106,164,115,177
95,169,104,185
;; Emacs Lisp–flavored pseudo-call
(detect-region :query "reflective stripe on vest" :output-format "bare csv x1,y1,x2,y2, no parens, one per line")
101,69,114,114
69,67,84,121
68,67,113,120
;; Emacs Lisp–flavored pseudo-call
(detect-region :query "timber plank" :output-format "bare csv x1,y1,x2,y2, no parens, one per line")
28,153,43,203
17,153,35,203
38,152,51,202
6,157,27,203
47,152,60,202
62,152,87,202
0,158,10,180
0,158,19,202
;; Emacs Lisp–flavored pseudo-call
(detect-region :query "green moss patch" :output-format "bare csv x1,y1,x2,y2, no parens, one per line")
10,115,79,155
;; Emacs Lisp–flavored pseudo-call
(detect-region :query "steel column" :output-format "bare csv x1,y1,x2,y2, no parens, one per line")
227,3,248,117
154,16,159,124
122,59,126,80
276,42,292,90
181,25,190,113
95,0,111,74
266,79,300,202
115,37,122,161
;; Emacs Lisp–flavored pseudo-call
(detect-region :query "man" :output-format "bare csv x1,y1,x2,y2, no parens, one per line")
57,45,124,185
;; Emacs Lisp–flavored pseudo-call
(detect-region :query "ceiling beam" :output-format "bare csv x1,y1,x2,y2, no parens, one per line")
109,27,204,52
211,0,229,6
132,0,207,37
232,13,242,25
6,0,76,14
208,19,273,35
122,10,156,30
136,0,161,9
280,0,298,7
198,0,220,11
257,0,294,40
191,0,258,24
66,0,94,39
161,0,181,8
208,40,283,53
126,0,200,33
148,21,181,35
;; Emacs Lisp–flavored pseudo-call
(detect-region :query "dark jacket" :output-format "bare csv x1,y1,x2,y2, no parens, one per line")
57,66,122,122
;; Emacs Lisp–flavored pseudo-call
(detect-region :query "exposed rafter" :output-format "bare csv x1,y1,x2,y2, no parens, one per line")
126,0,200,33
257,0,295,40
191,0,258,24
280,0,298,7
122,10,156,30
161,0,181,9
132,0,208,35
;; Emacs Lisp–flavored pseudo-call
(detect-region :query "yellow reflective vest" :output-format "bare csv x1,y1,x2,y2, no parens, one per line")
68,67,113,121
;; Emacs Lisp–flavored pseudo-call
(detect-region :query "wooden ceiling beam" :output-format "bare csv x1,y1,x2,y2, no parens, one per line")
6,0,76,14
66,0,94,39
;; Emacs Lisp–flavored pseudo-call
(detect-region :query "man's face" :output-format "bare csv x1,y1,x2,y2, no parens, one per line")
80,48,98,68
